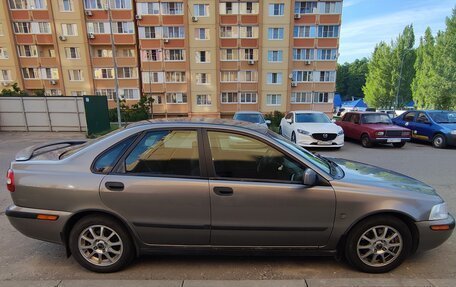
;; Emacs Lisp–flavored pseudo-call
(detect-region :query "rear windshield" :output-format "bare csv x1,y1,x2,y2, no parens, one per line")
234,114,265,124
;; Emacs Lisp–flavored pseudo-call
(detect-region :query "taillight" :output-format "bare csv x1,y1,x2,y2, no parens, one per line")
6,169,15,192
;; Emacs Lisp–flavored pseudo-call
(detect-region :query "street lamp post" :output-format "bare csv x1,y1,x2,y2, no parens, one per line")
108,2,122,127
395,49,411,110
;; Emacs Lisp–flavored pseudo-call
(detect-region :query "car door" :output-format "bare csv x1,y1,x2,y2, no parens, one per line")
99,128,210,245
204,130,336,247
402,112,417,139
414,112,433,141
350,114,363,139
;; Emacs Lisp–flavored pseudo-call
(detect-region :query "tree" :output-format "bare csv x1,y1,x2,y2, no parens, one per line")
363,42,394,108
336,62,349,99
412,27,435,109
0,83,30,97
336,58,369,101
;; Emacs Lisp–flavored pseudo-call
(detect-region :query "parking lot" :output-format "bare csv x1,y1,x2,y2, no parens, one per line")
0,132,455,281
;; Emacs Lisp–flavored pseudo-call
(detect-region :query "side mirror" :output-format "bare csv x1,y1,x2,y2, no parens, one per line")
265,119,271,125
303,168,317,186
286,118,293,124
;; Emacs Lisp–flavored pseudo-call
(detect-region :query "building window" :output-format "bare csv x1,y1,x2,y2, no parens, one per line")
22,68,40,79
164,49,185,61
161,2,183,15
94,48,113,58
117,48,134,57
37,22,51,34
9,0,47,9
221,71,238,82
294,1,318,14
268,50,283,62
65,47,80,59
240,26,258,38
61,24,78,36
239,71,258,82
166,92,187,104
318,71,336,82
240,2,258,14
114,22,134,34
220,49,238,61
94,68,114,79
268,28,284,40
71,91,86,96
0,48,8,59
240,92,257,103
60,0,73,11
148,94,162,104
318,25,339,38
68,70,83,81
196,50,210,63
293,26,316,38
40,68,59,79
142,71,164,83
84,0,104,10
317,49,338,60
141,49,162,61
240,48,257,61
46,89,62,96
17,45,38,57
13,22,32,34
195,28,209,40
163,26,185,39
0,70,12,82
110,0,132,9
196,94,211,106
137,2,160,15
267,72,282,84
87,22,110,34
165,71,186,83
267,94,282,106
219,2,238,15
139,27,161,39
194,4,209,17
96,89,116,99
291,92,313,103
221,92,238,103
318,1,342,14
196,73,210,84
121,89,140,100
269,3,284,16
220,26,238,38
293,48,314,60
117,67,137,79
313,92,334,103
292,71,313,82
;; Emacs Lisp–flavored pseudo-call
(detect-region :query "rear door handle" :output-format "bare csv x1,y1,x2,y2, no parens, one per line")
105,181,124,191
213,187,234,196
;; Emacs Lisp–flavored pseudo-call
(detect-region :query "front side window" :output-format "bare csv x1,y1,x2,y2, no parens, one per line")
403,112,416,122
208,131,305,183
125,130,200,177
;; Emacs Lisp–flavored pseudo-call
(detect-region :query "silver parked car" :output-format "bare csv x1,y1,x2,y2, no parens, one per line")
5,119,454,273
233,111,271,128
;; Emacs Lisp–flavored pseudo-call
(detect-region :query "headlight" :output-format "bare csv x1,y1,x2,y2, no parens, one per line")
451,130,456,135
429,202,448,220
297,129,310,135
337,130,344,136
376,131,385,136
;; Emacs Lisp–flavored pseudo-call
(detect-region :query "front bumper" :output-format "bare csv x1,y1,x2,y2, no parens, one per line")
445,134,456,146
6,205,72,244
372,137,410,144
296,133,344,148
415,214,454,252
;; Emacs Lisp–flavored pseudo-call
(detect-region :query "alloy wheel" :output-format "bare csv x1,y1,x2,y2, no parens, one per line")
78,225,123,267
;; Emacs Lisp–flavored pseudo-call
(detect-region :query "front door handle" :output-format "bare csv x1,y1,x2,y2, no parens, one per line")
213,187,233,196
105,181,124,191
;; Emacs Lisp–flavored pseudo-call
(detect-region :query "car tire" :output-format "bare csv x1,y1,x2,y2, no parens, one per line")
278,126,282,136
69,215,135,273
291,132,296,143
392,142,406,148
361,134,373,148
432,134,447,149
344,215,412,273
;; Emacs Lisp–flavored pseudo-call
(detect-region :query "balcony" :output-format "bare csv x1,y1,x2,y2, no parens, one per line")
294,15,317,24
220,15,238,25
220,39,238,48
240,39,258,48
35,34,54,45
293,38,316,48
40,57,58,66
139,39,161,49
31,10,50,20
10,10,30,20
240,15,258,24
111,10,133,20
137,16,160,26
162,15,185,25
23,79,43,89
319,15,341,25
15,34,34,44
317,38,338,48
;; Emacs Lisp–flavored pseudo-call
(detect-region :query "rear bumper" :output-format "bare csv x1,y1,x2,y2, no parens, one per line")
372,137,410,144
6,205,72,244
415,214,455,252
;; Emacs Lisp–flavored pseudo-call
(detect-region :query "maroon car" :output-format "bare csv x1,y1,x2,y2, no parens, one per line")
337,112,411,148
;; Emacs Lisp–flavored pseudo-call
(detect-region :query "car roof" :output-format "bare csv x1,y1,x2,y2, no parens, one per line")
125,118,269,134
345,111,382,115
291,110,325,114
233,111,263,115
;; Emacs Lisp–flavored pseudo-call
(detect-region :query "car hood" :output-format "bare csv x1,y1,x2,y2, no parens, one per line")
294,123,342,133
362,124,409,131
331,158,437,196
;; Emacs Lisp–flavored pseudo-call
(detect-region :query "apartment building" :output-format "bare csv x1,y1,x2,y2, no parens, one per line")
0,0,342,117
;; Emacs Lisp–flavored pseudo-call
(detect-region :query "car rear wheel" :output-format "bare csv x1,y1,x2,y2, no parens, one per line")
361,134,373,148
69,215,134,273
291,132,296,143
432,134,446,149
392,142,406,148
345,216,412,273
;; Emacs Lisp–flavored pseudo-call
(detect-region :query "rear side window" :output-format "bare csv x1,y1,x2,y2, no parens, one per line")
93,136,136,173
124,130,200,177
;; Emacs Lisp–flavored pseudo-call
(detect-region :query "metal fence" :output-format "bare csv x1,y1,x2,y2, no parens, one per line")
0,96,87,132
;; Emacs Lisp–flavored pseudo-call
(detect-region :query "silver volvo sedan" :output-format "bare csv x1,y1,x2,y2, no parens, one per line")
5,119,454,273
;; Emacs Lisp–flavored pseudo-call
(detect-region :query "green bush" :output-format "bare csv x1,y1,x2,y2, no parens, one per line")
264,111,285,133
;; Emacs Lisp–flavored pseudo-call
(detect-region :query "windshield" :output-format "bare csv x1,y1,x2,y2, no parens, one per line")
295,113,331,123
428,111,456,123
234,113,265,124
267,130,331,174
362,113,392,124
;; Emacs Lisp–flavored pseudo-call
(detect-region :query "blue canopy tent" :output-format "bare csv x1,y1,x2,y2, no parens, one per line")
342,99,368,110
405,100,415,109
333,93,343,109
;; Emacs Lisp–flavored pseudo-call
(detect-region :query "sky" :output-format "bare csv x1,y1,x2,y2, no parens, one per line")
339,0,456,63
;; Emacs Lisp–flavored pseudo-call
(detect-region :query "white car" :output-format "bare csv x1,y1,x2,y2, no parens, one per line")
279,111,344,148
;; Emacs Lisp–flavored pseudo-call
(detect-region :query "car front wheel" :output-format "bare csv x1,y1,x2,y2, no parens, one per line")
345,216,412,273
69,215,135,273
361,134,373,148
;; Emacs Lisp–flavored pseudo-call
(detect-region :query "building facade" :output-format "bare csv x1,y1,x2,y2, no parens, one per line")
0,0,342,117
